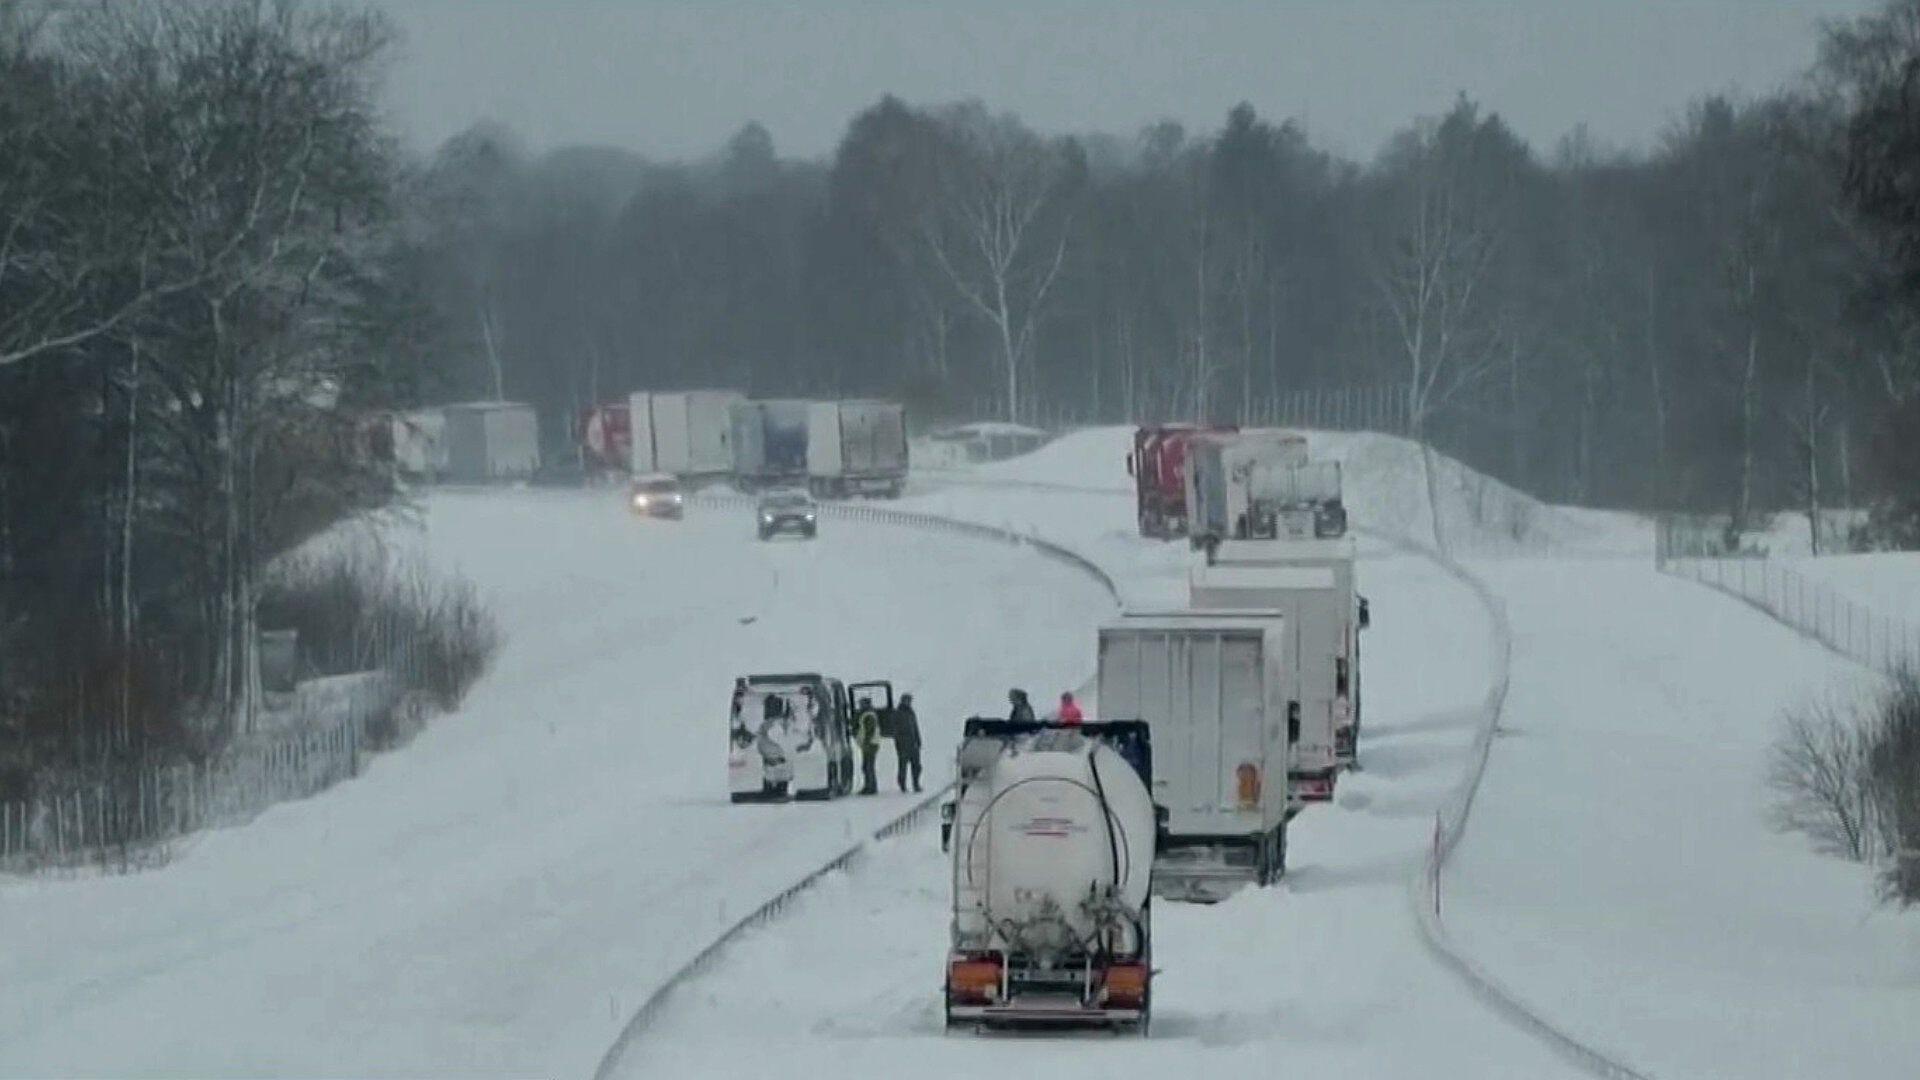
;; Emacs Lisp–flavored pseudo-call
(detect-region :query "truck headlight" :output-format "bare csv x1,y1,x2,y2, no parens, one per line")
633,494,649,508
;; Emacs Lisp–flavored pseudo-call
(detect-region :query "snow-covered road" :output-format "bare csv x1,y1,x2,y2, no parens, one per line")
624,541,1586,1079
0,490,1113,1078
5,428,1910,1080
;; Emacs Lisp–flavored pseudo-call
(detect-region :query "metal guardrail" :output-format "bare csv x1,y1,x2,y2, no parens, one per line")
591,495,1121,1080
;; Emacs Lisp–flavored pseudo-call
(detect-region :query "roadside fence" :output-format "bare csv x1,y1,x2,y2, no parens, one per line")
1,671,397,871
1656,518,1920,676
962,383,1412,436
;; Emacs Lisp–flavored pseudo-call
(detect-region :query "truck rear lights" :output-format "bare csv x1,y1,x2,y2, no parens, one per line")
1236,762,1262,809
948,957,1002,1003
1100,962,1149,1007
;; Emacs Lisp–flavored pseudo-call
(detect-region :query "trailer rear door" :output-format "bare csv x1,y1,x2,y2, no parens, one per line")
1098,623,1270,838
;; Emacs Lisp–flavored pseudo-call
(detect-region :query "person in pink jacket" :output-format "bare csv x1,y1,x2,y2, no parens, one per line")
1055,691,1084,725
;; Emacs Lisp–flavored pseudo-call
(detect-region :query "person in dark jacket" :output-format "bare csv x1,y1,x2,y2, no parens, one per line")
1008,688,1036,723
892,693,923,792
854,696,882,795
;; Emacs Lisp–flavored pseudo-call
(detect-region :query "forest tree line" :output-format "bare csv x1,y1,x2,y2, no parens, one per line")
405,3,1920,542
8,0,1920,784
0,1,442,787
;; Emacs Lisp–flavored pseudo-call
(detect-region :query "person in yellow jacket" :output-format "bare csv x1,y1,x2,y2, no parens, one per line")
854,697,882,795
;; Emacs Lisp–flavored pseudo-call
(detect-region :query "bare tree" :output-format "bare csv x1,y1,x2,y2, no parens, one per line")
920,106,1077,422
1373,121,1504,551
1772,698,1881,860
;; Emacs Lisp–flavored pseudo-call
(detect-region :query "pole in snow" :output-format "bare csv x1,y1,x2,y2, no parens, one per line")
1432,811,1442,919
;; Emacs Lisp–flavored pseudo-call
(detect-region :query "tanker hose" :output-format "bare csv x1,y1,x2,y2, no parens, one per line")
1087,744,1121,890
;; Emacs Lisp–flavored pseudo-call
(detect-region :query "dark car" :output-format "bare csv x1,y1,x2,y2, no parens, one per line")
629,472,685,519
757,490,817,540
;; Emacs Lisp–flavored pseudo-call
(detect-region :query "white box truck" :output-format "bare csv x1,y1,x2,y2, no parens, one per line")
730,399,813,490
1097,612,1295,902
627,390,741,481
442,402,539,482
806,399,908,498
1206,538,1368,769
1184,429,1309,548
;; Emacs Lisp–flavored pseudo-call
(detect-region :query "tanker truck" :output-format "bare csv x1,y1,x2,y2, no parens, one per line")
941,718,1161,1032
1184,429,1310,548
1243,459,1347,540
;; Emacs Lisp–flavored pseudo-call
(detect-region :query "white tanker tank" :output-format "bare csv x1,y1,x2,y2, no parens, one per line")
941,719,1161,1032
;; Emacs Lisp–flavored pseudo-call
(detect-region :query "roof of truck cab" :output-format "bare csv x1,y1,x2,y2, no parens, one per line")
742,673,825,686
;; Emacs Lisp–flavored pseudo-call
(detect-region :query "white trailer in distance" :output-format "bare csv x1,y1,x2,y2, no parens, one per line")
628,390,743,484
1203,538,1368,769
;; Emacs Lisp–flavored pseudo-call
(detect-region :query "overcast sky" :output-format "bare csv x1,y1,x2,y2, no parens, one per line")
373,0,1878,163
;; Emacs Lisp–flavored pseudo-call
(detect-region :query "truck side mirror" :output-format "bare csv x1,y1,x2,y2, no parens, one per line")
940,801,956,852
1359,597,1371,630
1287,702,1301,744
1124,453,1135,477
1154,804,1170,841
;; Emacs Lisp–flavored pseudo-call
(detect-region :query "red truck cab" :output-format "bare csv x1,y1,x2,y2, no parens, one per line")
1127,424,1236,539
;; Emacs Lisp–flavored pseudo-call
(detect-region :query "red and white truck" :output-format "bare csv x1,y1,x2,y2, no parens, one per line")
1127,424,1236,539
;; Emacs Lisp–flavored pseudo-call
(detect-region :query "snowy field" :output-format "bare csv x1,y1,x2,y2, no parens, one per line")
1450,558,1920,1080
0,490,1113,1078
